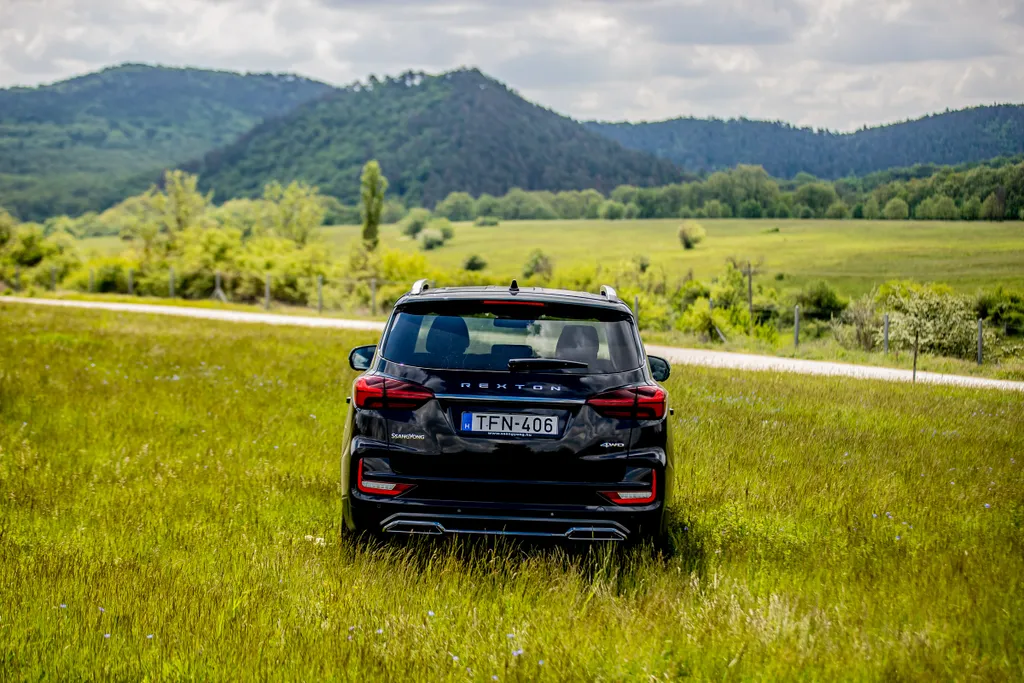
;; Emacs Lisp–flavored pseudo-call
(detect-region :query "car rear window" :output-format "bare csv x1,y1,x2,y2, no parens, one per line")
380,300,642,373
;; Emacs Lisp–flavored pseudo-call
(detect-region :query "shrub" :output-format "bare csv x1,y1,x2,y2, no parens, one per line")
878,283,996,359
773,203,792,218
679,206,695,219
960,196,982,220
832,294,880,351
599,200,626,220
677,221,707,250
739,199,762,218
797,280,848,320
419,228,445,250
428,218,454,241
400,208,432,237
473,216,500,227
523,249,554,279
980,192,1005,221
703,200,730,218
883,197,909,220
825,201,850,219
915,195,959,220
624,202,640,219
433,192,475,221
796,204,814,219
463,254,487,271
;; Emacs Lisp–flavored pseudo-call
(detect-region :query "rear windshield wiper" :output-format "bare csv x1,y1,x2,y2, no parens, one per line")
508,358,589,372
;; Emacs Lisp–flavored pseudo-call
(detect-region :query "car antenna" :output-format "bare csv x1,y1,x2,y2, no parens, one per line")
509,279,519,293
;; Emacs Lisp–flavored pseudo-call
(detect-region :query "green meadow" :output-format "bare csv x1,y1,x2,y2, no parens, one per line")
1,304,1022,680
78,218,1024,296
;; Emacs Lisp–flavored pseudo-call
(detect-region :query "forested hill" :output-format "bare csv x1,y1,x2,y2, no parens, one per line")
586,105,1024,179
187,69,685,206
0,64,333,220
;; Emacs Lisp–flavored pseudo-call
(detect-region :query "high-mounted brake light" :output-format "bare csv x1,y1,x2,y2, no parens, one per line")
600,472,657,505
481,300,546,307
357,459,414,496
354,376,434,410
587,385,666,420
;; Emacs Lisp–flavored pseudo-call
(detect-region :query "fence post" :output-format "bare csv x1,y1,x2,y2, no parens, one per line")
317,275,323,314
912,330,919,382
265,273,271,310
977,318,983,365
370,277,377,316
14,266,20,292
633,295,639,320
89,269,94,293
212,271,227,303
51,265,57,292
747,260,753,332
794,305,800,348
883,313,889,354
169,268,175,298
128,268,134,296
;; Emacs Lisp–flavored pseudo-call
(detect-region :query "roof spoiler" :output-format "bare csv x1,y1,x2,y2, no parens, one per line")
411,278,430,294
599,284,618,300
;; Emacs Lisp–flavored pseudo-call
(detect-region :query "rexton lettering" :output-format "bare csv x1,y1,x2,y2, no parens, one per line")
459,383,563,391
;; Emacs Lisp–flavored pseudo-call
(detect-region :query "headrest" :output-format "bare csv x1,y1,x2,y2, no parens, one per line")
425,316,470,356
555,324,599,363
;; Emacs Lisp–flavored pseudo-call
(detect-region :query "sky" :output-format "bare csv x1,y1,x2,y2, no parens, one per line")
1,0,1023,131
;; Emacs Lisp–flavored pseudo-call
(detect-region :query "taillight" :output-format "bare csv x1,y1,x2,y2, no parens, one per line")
354,376,434,410
600,472,657,505
587,385,666,420
357,459,414,496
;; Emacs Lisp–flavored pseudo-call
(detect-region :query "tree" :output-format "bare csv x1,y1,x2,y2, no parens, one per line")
883,197,910,220
523,249,553,279
703,199,729,218
961,196,982,220
0,207,14,249
599,200,626,220
739,199,762,218
400,208,432,237
463,254,487,271
825,201,850,219
678,221,706,249
914,194,959,220
863,196,881,220
360,160,388,250
434,192,475,221
794,183,839,217
261,180,325,246
980,191,1005,221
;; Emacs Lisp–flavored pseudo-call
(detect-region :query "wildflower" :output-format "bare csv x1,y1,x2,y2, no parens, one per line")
60,604,67,609
310,414,317,420
376,628,383,634
984,503,991,509
492,677,499,681
104,634,110,638
872,514,877,518
895,536,901,541
507,633,514,639
305,535,314,542
99,607,105,613
146,634,153,639
349,626,356,631
452,655,459,662
428,611,435,617
513,649,524,657
539,660,545,665
314,537,325,546
347,635,353,641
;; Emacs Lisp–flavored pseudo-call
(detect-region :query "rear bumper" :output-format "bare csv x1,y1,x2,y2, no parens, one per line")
346,494,664,541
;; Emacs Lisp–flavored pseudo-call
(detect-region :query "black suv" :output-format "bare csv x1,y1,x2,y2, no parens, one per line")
342,279,673,543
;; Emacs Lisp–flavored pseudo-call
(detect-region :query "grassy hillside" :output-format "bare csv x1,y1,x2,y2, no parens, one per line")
588,104,1024,178
187,69,684,206
306,219,1023,295
0,64,333,220
1,305,1021,679
77,218,1024,295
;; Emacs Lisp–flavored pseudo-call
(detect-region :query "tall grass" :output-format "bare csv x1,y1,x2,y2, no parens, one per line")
1,305,1021,679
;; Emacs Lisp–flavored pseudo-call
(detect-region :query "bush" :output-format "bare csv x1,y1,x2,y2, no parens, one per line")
624,202,640,219
961,196,982,220
419,228,445,250
679,206,695,219
739,199,762,218
427,218,454,241
825,201,850,219
599,200,626,220
773,203,792,218
796,204,814,219
797,280,848,320
883,197,909,220
433,192,475,222
878,283,996,359
915,195,959,220
677,221,707,250
474,216,500,227
463,254,487,271
832,294,880,351
980,192,1005,221
522,249,553,279
400,208,432,237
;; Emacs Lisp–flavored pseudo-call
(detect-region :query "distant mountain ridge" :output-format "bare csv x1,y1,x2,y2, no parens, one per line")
186,68,685,206
585,105,1024,179
0,64,333,220
2,62,1023,221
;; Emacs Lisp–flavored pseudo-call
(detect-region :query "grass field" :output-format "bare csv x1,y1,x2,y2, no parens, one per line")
78,218,1024,296
1,305,1022,679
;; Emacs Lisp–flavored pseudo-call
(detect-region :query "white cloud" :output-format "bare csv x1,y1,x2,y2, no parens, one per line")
0,0,1022,130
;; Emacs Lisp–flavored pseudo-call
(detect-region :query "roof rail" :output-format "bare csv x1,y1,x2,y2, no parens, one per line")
411,278,430,295
599,284,618,300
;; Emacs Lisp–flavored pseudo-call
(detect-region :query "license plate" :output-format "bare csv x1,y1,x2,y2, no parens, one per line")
461,412,558,436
